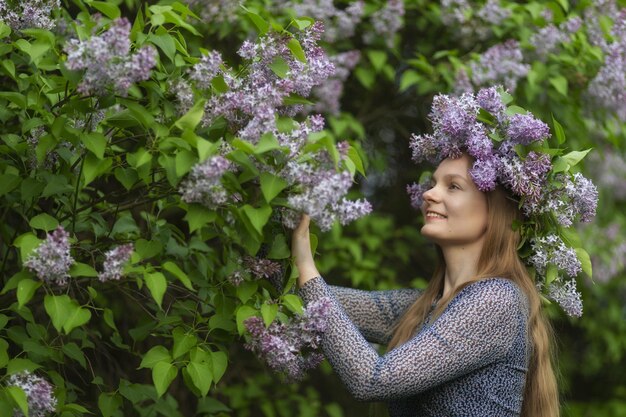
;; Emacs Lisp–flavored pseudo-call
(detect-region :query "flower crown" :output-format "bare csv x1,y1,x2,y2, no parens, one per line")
407,86,598,317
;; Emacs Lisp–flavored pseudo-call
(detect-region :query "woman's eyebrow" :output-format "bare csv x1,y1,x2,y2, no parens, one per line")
431,173,469,182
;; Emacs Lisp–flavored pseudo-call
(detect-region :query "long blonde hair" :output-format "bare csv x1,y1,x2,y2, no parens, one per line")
388,186,559,417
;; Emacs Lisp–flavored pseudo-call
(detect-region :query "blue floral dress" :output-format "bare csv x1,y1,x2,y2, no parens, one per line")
299,277,530,417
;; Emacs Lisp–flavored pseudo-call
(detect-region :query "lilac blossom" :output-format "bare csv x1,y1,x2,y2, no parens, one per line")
311,50,360,114
64,18,157,95
98,244,133,282
505,114,550,145
530,234,582,278
547,279,583,317
244,297,331,381
441,0,509,43
453,68,474,95
185,0,239,24
406,179,432,210
180,155,233,208
589,223,626,283
243,256,282,280
470,40,529,92
202,22,335,143
588,151,626,200
188,51,223,90
365,0,405,48
469,155,500,191
331,199,373,225
476,86,505,117
530,25,567,59
0,0,60,31
7,371,57,417
287,0,364,42
561,16,582,34
24,226,74,286
499,151,551,208
476,0,510,25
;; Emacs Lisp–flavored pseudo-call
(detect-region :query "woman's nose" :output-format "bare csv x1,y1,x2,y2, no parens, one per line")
422,186,438,203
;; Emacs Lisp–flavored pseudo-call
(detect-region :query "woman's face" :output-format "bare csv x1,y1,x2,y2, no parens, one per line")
420,154,488,247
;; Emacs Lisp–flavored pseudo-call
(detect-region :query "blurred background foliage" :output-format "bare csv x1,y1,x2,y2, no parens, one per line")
0,0,625,416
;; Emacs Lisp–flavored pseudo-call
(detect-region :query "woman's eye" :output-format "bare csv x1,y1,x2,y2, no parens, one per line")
449,183,460,190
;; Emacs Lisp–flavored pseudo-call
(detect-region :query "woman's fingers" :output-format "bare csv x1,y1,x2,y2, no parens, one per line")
294,213,310,235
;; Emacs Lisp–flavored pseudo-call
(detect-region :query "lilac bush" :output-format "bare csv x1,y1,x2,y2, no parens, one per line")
23,226,74,286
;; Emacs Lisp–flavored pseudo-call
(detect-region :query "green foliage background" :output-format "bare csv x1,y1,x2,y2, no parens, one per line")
0,0,625,416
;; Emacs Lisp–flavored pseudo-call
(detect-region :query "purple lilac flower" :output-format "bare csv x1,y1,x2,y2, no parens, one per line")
98,244,133,282
476,86,505,116
228,270,244,286
24,226,74,286
244,297,331,381
476,0,510,25
530,234,582,278
506,114,550,145
243,256,282,280
180,155,233,208
0,0,60,31
440,0,470,26
469,155,500,191
561,16,582,34
547,279,583,317
589,223,626,283
453,68,474,95
587,49,626,121
365,0,405,48
466,125,493,160
588,150,626,200
64,18,156,95
431,93,479,141
288,0,364,42
311,50,360,114
189,51,223,90
499,151,551,207
7,371,57,417
407,179,432,210
569,173,598,223
185,0,239,24
530,24,568,59
331,199,373,225
470,40,529,92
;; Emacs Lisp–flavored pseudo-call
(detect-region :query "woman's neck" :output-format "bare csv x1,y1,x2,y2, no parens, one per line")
440,241,484,299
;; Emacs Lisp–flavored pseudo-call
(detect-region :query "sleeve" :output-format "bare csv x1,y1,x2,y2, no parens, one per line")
299,276,523,402
329,285,422,344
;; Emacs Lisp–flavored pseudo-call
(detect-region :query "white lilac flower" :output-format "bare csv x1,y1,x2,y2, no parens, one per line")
0,0,60,31
180,156,233,208
547,279,583,317
23,226,74,286
98,244,133,282
7,371,57,417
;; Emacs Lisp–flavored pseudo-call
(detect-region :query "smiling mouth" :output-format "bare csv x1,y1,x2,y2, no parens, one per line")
425,211,447,219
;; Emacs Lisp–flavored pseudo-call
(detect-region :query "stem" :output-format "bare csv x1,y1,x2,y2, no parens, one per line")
71,153,87,234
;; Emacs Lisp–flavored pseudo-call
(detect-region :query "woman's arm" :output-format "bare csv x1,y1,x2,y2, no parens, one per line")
299,276,525,402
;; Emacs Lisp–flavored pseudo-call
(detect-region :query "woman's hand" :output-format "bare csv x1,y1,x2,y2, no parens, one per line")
291,214,321,287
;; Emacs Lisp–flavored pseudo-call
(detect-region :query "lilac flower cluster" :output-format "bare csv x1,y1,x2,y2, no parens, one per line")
441,0,510,45
529,16,583,60
281,160,372,231
0,0,60,31
547,279,583,318
364,0,405,48
588,150,626,200
98,244,133,282
64,18,157,96
470,40,529,91
244,297,331,381
24,226,74,286
284,0,365,43
585,8,626,121
185,0,239,24
588,223,626,283
311,50,361,115
200,22,335,143
408,87,598,315
243,256,282,280
7,371,57,417
179,156,234,208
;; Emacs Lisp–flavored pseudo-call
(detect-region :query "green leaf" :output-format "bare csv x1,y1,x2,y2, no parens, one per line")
163,261,193,290
210,351,227,383
98,393,122,417
561,149,591,168
149,33,176,62
135,239,163,260
399,70,420,92
62,342,87,368
367,50,387,73
270,56,289,79
82,154,112,185
261,303,278,328
44,294,71,333
549,75,568,96
282,294,303,314
145,272,167,309
240,205,272,238
552,116,565,145
575,248,592,277
153,361,178,397
254,133,281,154
235,306,257,336
114,167,138,191
0,174,20,196
175,99,206,131
236,281,258,304
175,149,198,178
14,233,42,263
347,147,365,177
139,346,172,369
186,361,213,396
268,234,290,259
6,358,40,374
17,279,41,308
63,304,91,334
545,264,558,286
246,10,269,34
172,328,196,359
260,172,288,203
6,386,28,416
103,309,118,331
0,339,8,369
89,1,121,19
82,132,108,159
184,204,217,233
287,38,306,63
69,262,98,278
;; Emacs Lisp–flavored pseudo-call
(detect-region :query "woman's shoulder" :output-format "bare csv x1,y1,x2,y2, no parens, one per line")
455,277,527,308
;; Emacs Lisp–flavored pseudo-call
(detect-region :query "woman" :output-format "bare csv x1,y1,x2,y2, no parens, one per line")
291,153,559,417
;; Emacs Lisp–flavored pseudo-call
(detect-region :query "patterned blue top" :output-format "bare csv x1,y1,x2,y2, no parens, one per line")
299,277,530,417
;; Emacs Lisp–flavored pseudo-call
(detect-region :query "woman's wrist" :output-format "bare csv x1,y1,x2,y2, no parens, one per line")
297,265,320,287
